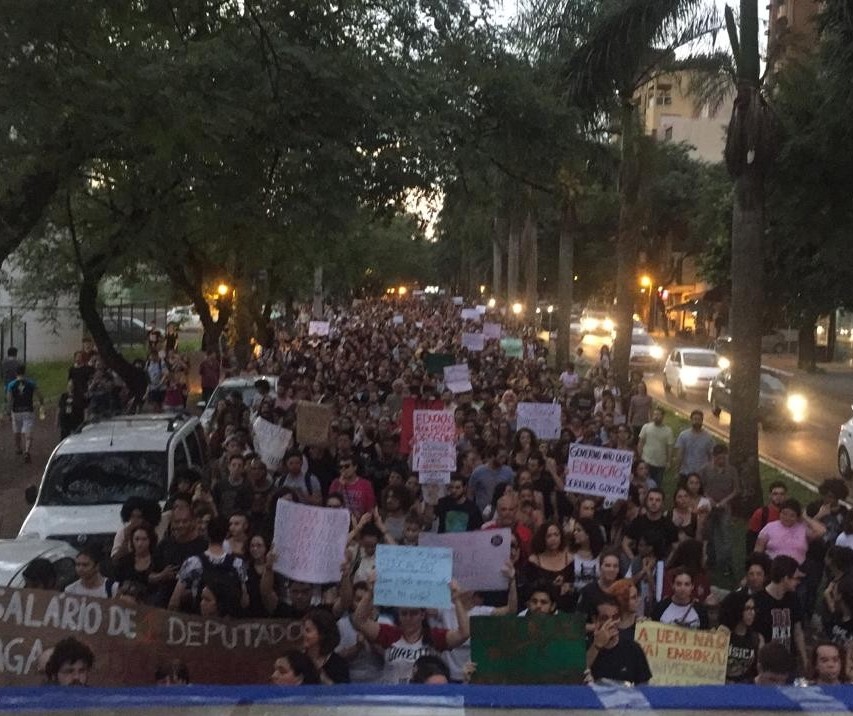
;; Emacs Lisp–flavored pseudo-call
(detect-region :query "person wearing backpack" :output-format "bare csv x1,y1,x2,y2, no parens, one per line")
168,515,248,614
746,482,788,554
276,450,322,505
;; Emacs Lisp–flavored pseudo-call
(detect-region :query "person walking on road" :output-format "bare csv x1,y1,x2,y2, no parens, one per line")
637,407,674,487
673,410,715,481
5,364,44,462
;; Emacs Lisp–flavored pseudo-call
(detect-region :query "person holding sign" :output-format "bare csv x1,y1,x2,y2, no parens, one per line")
352,575,469,684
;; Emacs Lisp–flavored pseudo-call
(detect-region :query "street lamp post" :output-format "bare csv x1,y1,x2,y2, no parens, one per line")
639,275,653,331
547,304,554,333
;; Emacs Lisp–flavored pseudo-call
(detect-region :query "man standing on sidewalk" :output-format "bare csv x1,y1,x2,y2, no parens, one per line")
673,410,715,481
5,364,44,463
699,444,741,575
638,407,674,487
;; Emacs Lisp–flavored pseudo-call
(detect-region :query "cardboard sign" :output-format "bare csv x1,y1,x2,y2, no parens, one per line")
564,443,633,500
482,322,502,340
443,364,472,393
308,320,330,337
418,471,451,485
461,332,485,352
273,499,350,584
635,622,730,685
0,588,301,686
460,308,481,322
296,401,333,446
252,416,292,471
374,545,453,609
420,529,510,591
470,614,586,684
516,402,562,441
412,409,456,472
423,352,455,376
500,337,523,358
399,397,444,455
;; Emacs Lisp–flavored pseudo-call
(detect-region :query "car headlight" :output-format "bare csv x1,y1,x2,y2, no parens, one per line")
718,356,730,370
649,345,663,360
602,318,615,332
787,393,807,422
582,318,599,331
681,367,699,386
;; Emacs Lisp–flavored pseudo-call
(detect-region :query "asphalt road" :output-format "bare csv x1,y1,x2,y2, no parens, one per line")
578,335,847,490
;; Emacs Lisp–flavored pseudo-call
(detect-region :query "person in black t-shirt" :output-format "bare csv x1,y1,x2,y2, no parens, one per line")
752,555,807,674
587,596,652,685
623,488,678,562
435,476,482,533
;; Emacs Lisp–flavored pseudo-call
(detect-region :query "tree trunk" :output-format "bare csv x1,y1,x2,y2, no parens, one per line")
312,266,324,319
556,202,576,368
797,313,817,371
523,210,538,315
79,274,148,403
492,217,504,300
506,214,520,306
827,310,837,362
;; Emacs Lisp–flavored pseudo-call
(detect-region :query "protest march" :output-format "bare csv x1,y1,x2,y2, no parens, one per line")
11,296,851,691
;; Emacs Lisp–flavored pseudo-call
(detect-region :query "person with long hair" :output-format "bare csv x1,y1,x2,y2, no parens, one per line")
663,539,713,605
302,608,350,684
271,650,321,686
379,485,412,543
112,522,158,602
718,589,764,683
810,641,847,685
511,428,538,471
570,517,605,593
577,549,622,625
525,521,575,611
668,486,699,541
607,578,641,639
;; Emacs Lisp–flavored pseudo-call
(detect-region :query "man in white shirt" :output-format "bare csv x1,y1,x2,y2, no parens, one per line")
638,407,675,487
65,546,113,598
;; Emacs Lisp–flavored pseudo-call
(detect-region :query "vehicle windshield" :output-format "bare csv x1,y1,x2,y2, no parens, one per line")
760,373,787,393
683,352,720,367
208,385,257,408
38,452,168,506
632,333,655,345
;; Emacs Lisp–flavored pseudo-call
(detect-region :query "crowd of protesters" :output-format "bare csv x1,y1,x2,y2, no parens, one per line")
18,297,853,688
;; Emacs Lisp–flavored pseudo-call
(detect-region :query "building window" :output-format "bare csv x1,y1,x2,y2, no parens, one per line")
656,89,672,106
664,126,673,140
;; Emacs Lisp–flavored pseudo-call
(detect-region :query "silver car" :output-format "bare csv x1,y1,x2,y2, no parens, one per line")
0,538,78,588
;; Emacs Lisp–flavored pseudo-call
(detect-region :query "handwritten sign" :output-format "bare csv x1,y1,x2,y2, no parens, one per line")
461,308,481,322
296,400,333,446
420,529,510,591
0,588,301,686
399,397,444,455
516,402,562,441
500,337,523,358
252,416,292,471
470,614,586,684
374,545,453,609
273,499,350,584
418,471,451,485
461,332,485,352
412,409,456,472
308,320,330,337
635,622,729,685
564,443,633,500
443,363,472,393
483,322,502,340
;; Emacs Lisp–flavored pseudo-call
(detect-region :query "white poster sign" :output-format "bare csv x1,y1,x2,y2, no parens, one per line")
516,402,562,441
418,471,451,485
452,296,464,306
272,500,350,583
482,322,502,340
420,529,511,591
475,305,487,315
461,332,485,352
392,314,404,325
443,363,472,393
460,308,481,322
564,444,634,500
308,320,330,337
252,416,292,471
412,410,456,472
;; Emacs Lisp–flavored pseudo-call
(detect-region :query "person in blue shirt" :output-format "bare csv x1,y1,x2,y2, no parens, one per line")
5,364,43,462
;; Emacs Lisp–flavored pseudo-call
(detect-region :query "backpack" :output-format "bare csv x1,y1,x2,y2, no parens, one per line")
197,552,242,608
745,506,770,554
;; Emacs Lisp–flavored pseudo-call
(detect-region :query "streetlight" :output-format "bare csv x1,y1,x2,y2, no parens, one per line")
217,283,230,297
479,285,486,295
511,302,523,316
398,286,408,296
487,297,496,309
547,304,554,332
639,275,653,330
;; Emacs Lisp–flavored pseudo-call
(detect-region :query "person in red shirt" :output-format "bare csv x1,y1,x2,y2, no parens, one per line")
482,492,533,562
746,481,788,553
329,458,376,520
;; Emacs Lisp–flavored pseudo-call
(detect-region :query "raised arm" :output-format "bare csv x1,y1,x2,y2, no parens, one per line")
352,574,381,642
445,580,470,649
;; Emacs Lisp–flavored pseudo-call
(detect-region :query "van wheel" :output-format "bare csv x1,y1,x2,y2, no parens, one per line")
839,447,852,480
663,377,672,394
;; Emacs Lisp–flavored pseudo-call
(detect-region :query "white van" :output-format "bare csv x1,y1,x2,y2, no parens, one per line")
19,414,208,553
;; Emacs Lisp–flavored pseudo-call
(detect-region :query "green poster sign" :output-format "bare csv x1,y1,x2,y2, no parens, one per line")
470,613,587,685
423,352,455,376
500,337,523,359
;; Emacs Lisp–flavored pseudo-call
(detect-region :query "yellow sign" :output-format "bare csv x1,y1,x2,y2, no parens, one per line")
634,621,730,685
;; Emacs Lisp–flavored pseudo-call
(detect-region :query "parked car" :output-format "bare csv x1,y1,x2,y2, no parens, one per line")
712,331,788,356
708,367,808,428
580,308,615,336
102,316,148,345
838,411,853,479
19,414,208,553
167,305,202,331
629,330,664,371
0,538,78,588
199,375,278,431
662,348,724,398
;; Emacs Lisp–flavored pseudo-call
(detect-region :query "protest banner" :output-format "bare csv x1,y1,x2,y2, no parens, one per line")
296,401,333,446
423,352,455,376
564,443,633,500
482,322,502,340
252,416,292,471
420,529,510,591
392,314,404,325
635,622,730,685
273,499,350,583
418,471,451,485
0,588,301,686
398,396,444,455
308,320,330,337
412,409,456,472
516,402,562,441
500,337,523,358
461,332,485,352
470,614,586,685
374,545,453,609
443,363,472,393
460,308,481,322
